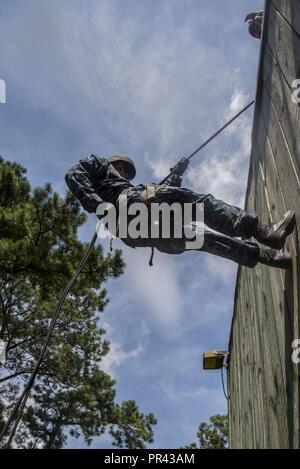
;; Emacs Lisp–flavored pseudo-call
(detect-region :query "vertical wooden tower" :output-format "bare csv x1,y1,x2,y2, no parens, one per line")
228,0,300,448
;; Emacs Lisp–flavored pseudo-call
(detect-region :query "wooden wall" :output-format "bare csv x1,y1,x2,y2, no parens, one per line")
228,0,300,448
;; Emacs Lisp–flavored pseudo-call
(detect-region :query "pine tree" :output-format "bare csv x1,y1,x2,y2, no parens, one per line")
0,156,156,448
185,414,228,449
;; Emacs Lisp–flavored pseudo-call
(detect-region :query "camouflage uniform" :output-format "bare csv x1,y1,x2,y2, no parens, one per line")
65,154,260,268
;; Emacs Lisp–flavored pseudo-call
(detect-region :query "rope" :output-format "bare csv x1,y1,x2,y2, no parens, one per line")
0,98,253,446
159,100,254,184
0,232,98,447
221,367,229,401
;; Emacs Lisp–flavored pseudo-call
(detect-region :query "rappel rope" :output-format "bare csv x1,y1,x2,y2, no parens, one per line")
0,233,98,447
0,99,254,447
160,100,255,184
221,366,229,401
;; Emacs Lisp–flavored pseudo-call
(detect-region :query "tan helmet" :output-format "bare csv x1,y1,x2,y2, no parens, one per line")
108,155,136,180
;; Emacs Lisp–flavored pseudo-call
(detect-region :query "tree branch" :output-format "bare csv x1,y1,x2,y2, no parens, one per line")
0,369,32,384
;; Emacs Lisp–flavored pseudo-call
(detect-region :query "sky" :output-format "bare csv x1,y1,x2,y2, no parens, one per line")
0,0,264,448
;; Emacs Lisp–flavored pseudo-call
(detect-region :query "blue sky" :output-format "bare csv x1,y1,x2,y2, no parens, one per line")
0,0,263,448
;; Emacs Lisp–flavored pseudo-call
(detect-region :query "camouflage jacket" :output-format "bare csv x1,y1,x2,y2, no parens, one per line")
65,154,180,214
65,154,134,213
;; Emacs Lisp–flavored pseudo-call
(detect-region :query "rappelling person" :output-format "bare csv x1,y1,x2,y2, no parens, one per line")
65,154,295,269
245,11,264,39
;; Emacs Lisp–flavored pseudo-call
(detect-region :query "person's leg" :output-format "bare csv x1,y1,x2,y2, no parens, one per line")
119,220,292,270
154,186,258,238
147,224,259,268
187,228,260,268
153,186,296,249
122,186,295,254
154,228,292,269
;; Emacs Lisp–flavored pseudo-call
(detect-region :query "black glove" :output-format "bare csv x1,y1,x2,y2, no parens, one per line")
170,157,189,176
165,173,182,187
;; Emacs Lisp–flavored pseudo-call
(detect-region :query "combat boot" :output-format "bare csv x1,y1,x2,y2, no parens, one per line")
255,210,295,250
257,247,292,269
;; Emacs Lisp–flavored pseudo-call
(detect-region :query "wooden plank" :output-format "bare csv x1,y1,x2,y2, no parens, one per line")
292,258,300,447
253,169,283,447
247,267,268,447
244,268,262,447
260,82,299,226
246,126,298,448
271,0,300,37
255,87,300,447
228,0,300,449
237,285,250,448
230,298,240,448
233,156,273,447
241,273,255,448
233,144,293,447
246,145,291,448
229,168,260,445
228,278,241,448
263,270,289,447
263,43,300,174
256,108,298,254
228,337,237,447
232,288,244,448
257,114,298,338
255,116,299,447
268,3,300,85
256,244,290,446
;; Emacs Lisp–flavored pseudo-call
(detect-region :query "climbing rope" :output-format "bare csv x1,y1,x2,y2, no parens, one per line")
160,100,255,184
221,366,229,401
0,100,253,446
0,233,98,447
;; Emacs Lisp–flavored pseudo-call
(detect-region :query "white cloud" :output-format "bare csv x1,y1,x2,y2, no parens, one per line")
124,248,184,332
229,87,249,113
186,88,252,207
161,381,226,409
100,320,150,377
204,254,237,281
101,340,144,377
0,1,252,175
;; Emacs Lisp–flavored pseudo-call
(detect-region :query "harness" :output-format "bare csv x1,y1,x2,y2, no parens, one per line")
141,185,156,265
140,184,158,201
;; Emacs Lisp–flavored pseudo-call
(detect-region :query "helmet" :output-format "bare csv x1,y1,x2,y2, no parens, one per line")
108,155,136,180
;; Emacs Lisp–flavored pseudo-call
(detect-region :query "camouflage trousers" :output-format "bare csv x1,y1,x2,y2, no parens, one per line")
118,185,260,268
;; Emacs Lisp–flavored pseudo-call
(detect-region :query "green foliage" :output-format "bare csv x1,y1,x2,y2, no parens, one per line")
0,156,156,448
185,414,229,449
109,401,156,449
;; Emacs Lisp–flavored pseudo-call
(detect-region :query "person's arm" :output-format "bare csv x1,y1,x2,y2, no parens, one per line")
65,154,109,213
164,173,183,187
163,158,190,187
